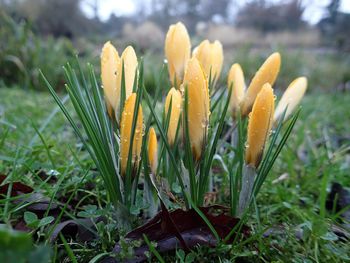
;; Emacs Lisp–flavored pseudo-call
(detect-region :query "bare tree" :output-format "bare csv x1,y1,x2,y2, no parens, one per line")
236,0,305,32
84,0,100,19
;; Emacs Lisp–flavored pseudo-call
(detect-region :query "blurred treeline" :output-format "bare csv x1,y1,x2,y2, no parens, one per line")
0,0,349,91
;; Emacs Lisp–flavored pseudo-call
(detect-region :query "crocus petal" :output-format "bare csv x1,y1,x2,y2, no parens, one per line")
193,40,224,84
120,93,143,176
241,52,280,116
101,41,120,111
165,87,182,145
183,57,210,160
245,84,275,168
148,127,158,175
274,77,307,122
227,63,246,116
118,46,138,111
165,22,191,89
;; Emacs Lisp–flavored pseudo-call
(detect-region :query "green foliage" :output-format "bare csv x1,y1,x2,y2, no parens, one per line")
42,62,124,207
23,211,54,229
0,11,75,90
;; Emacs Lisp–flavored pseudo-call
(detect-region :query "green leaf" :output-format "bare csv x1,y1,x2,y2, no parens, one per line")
38,216,54,228
24,211,38,228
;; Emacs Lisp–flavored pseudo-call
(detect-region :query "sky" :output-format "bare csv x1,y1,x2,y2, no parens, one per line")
82,0,350,25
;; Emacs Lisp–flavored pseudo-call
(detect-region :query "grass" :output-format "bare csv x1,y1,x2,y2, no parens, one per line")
1,86,349,262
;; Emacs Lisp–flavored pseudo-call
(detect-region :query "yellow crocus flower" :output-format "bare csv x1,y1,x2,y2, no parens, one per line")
227,63,246,117
183,57,210,160
245,84,275,168
101,41,121,113
120,93,143,175
274,77,308,122
101,42,138,119
165,22,191,89
148,127,158,175
165,87,182,145
241,52,280,116
119,46,138,108
193,40,223,84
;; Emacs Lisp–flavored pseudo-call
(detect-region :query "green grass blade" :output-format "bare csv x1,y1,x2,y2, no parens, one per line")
143,234,165,263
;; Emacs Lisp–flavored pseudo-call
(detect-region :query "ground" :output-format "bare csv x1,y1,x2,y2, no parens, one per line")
1,87,350,262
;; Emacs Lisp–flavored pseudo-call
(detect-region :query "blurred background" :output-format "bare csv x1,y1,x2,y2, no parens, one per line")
0,0,349,93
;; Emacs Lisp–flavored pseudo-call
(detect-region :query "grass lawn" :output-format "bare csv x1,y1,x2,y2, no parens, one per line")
1,87,350,262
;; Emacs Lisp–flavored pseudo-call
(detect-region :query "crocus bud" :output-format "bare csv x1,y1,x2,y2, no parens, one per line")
245,84,274,168
274,77,307,122
101,41,121,112
183,57,210,160
241,52,280,116
227,63,246,117
165,87,182,145
148,127,158,175
120,93,143,175
119,46,138,106
193,40,223,84
165,22,191,89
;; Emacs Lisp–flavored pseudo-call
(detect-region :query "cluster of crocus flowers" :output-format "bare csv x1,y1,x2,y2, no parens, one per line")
97,21,308,214
238,56,307,168
101,41,138,118
164,22,218,160
237,62,307,215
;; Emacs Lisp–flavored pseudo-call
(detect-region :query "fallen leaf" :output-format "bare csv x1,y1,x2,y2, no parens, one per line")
111,204,249,262
0,174,33,197
49,217,105,243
